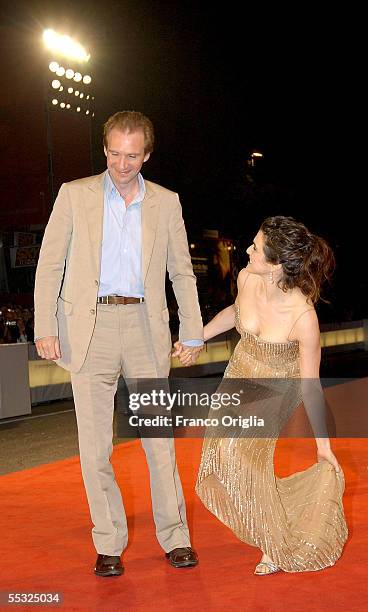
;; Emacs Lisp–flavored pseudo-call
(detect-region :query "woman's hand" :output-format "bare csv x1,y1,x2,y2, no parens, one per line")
317,447,341,473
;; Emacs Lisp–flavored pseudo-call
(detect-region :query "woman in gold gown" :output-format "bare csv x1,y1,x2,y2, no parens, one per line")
195,216,348,574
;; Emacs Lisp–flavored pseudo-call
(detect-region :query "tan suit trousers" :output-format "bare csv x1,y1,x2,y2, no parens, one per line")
70,303,191,556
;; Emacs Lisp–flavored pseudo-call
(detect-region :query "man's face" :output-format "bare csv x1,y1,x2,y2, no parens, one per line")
104,128,150,192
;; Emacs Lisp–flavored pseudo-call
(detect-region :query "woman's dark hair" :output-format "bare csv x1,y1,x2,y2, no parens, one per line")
260,216,335,303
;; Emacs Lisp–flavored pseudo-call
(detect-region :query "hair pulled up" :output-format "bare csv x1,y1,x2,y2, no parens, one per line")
260,216,335,303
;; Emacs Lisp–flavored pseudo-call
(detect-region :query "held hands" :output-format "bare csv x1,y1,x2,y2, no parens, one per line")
35,336,61,361
172,341,204,367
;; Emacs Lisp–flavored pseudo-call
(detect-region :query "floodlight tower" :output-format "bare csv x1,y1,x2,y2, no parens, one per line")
42,29,95,203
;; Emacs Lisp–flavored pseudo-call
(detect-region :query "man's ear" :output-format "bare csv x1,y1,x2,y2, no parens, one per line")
103,146,107,157
143,152,151,163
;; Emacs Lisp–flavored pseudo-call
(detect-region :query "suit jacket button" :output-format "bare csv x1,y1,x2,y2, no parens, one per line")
95,280,99,286
90,308,95,315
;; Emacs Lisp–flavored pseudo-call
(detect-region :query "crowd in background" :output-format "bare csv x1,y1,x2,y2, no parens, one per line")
0,303,34,344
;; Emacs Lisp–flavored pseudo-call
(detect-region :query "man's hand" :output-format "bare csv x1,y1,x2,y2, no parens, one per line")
35,336,61,361
172,341,203,367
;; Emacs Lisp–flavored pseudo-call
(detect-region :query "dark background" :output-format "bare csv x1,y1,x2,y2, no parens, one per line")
0,1,364,321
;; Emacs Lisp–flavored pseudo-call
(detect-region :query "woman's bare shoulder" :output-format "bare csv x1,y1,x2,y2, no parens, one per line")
287,290,318,342
237,267,257,289
290,306,319,344
236,267,248,290
237,267,248,281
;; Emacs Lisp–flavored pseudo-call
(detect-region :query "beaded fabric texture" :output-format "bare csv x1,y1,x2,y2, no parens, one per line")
196,304,348,572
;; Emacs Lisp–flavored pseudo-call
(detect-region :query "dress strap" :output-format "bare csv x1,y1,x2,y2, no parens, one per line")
287,308,315,341
240,269,250,292
235,270,249,305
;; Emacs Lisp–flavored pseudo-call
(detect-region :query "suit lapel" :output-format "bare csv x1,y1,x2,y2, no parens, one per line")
82,173,159,283
142,181,160,283
84,172,105,276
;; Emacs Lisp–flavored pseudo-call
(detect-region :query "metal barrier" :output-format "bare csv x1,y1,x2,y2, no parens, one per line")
0,343,31,418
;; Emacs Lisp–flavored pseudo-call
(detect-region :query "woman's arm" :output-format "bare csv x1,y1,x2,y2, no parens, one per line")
203,268,249,341
203,304,236,341
295,310,340,472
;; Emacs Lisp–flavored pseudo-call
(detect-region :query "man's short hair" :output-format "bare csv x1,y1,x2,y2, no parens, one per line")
103,110,154,153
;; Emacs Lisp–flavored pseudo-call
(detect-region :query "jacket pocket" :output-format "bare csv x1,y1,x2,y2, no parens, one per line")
58,297,73,316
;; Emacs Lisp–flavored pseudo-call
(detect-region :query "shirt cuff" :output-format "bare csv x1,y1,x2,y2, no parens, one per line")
182,339,204,347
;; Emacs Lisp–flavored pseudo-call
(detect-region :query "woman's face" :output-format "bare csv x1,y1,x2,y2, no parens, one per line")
246,230,269,275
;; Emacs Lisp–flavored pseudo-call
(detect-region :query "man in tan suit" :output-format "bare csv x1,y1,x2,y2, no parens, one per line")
34,111,203,576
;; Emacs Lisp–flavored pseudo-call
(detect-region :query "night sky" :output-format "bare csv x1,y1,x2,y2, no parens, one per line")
2,1,364,318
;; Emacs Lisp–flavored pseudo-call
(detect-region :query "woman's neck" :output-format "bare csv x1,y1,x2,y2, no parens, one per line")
258,273,289,304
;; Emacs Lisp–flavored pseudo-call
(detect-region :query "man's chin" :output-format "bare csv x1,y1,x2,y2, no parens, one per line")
109,174,130,191
115,174,130,183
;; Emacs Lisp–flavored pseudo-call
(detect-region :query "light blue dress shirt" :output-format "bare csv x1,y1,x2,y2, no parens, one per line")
99,171,145,298
98,170,202,347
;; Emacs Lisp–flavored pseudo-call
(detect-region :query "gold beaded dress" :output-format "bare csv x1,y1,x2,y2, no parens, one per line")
196,303,348,572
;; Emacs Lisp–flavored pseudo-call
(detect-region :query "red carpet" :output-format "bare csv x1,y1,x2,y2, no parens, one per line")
0,435,367,611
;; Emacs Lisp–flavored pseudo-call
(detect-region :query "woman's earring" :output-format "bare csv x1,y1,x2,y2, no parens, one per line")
268,270,274,284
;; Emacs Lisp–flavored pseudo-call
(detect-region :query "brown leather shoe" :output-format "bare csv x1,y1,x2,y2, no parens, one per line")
165,547,198,568
94,554,124,577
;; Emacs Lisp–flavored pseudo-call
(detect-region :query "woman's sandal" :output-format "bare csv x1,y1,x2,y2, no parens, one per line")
254,561,280,575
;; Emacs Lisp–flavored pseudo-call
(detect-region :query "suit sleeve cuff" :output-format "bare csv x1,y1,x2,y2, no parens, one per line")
181,339,204,347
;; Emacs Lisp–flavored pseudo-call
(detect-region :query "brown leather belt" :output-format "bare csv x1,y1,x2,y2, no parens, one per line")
97,296,144,305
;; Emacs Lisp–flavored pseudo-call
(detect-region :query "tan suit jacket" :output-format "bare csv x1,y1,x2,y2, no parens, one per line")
34,172,203,374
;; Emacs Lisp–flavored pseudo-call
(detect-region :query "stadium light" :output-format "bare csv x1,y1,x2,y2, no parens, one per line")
44,29,94,123
43,29,90,62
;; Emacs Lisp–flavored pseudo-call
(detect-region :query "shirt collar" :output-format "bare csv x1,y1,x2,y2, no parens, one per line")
104,170,146,204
